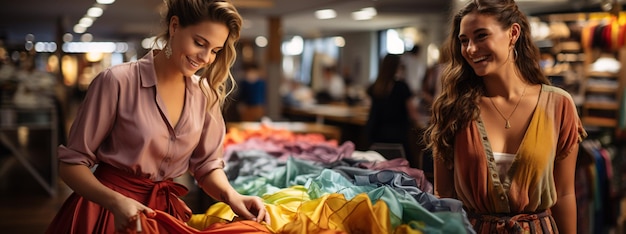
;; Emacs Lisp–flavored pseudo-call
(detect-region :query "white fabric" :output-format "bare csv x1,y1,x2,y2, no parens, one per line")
493,152,516,180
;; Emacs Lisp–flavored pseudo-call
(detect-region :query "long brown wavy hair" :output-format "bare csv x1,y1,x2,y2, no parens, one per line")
157,0,242,108
423,0,550,163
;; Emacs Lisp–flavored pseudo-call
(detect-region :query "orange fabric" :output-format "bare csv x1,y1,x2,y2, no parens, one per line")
46,164,192,234
619,24,626,49
581,23,595,50
223,124,337,148
122,210,271,234
611,19,620,51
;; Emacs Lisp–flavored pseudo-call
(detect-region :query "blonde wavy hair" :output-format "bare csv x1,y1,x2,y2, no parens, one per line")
157,0,242,108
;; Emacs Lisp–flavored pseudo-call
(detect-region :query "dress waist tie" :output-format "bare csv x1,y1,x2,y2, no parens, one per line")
469,210,554,233
95,163,192,222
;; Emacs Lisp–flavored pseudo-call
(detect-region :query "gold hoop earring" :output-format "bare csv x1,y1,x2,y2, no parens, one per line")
164,44,172,59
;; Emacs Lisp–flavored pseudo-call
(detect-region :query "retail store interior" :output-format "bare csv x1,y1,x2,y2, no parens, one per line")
1,0,626,233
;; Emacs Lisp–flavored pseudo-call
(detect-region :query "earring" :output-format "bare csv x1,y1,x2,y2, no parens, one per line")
513,48,518,61
164,43,172,59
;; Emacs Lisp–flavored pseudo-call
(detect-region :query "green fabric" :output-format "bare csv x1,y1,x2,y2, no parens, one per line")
305,168,444,229
229,156,465,232
230,157,325,196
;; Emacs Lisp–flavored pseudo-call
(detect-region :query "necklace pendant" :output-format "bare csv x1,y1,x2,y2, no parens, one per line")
505,120,511,129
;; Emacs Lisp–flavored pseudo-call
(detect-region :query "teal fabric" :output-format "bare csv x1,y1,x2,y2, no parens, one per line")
229,156,467,233
305,168,445,229
231,156,325,196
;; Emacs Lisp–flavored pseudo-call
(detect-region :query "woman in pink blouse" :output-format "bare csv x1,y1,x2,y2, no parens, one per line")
424,0,586,233
46,0,269,233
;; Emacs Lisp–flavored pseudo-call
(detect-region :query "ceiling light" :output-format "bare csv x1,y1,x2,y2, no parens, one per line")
315,9,337,20
255,36,268,47
62,42,128,53
73,25,87,34
35,42,57,53
87,7,103,18
96,0,115,4
141,37,155,49
25,33,35,42
79,17,94,27
333,36,345,47
282,36,303,55
81,33,93,42
85,52,104,62
352,7,377,21
63,33,74,42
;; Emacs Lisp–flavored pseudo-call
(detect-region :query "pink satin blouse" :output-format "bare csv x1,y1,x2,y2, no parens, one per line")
58,51,225,184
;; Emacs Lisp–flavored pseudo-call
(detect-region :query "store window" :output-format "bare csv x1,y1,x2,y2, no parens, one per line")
285,36,341,86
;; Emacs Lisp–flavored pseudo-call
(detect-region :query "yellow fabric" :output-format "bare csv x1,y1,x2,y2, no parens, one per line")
188,188,405,233
187,202,235,230
277,193,391,234
188,186,310,232
394,222,425,234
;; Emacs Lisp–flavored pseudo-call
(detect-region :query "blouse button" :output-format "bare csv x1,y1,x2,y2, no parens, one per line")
170,136,175,141
500,195,505,200
159,170,165,176
482,136,488,140
164,157,171,163
489,158,495,162
492,173,497,178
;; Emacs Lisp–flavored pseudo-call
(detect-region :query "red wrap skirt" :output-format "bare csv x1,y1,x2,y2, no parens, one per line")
45,163,192,233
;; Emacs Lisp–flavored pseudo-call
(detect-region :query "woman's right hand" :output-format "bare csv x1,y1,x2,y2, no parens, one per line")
58,163,156,232
110,196,155,232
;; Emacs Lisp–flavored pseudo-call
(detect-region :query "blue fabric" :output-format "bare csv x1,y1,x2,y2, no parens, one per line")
592,146,607,234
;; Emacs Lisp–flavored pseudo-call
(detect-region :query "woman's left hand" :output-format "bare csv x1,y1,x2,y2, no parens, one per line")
228,194,270,224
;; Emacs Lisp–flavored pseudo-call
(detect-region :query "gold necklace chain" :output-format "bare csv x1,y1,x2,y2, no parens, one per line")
488,84,528,129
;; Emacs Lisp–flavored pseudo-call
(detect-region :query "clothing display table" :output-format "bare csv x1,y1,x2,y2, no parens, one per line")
282,104,369,126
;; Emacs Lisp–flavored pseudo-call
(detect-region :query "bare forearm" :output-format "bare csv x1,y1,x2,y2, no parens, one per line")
59,162,125,211
550,193,577,234
200,169,238,203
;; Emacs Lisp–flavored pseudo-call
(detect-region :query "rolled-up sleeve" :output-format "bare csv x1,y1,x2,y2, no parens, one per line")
189,101,226,186
58,70,119,167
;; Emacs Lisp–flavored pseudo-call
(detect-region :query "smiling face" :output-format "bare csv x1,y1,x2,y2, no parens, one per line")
458,12,518,77
168,16,229,78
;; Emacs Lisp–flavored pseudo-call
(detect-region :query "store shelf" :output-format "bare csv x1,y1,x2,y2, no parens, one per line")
582,116,618,127
579,46,626,128
583,102,620,110
585,86,618,93
586,71,619,78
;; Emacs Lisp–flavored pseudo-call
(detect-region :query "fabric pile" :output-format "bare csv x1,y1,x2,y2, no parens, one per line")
184,124,475,234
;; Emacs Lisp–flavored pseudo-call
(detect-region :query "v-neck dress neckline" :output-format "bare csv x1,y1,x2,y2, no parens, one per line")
452,84,587,215
476,84,542,192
